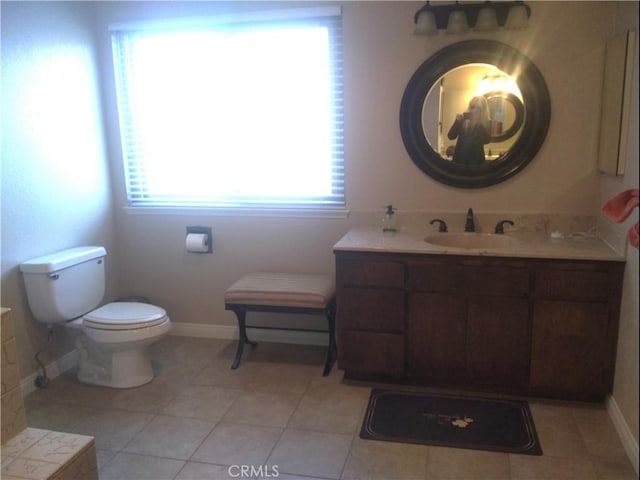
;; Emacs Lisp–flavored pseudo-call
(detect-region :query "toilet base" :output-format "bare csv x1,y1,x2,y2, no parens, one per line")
76,340,155,388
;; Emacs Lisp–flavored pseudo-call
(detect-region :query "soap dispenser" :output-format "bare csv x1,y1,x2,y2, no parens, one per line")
382,205,397,233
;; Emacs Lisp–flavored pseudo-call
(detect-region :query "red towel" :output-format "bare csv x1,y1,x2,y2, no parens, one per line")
602,189,639,222
629,223,639,249
602,189,639,249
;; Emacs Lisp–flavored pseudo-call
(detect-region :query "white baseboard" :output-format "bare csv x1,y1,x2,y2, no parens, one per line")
20,322,327,398
169,322,237,339
19,323,638,476
20,322,327,396
168,321,330,346
20,349,79,398
606,395,639,476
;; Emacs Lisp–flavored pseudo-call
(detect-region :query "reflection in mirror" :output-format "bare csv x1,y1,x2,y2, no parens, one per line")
400,40,551,188
422,64,524,163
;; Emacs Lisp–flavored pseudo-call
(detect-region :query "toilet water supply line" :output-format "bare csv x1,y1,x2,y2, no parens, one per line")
34,325,54,388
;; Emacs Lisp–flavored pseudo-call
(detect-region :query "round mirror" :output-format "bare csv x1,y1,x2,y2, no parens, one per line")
400,40,550,188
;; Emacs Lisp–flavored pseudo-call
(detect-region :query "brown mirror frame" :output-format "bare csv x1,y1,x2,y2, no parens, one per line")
400,40,551,188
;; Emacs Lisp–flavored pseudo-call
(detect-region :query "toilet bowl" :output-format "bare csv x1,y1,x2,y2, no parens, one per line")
20,246,172,389
69,302,171,388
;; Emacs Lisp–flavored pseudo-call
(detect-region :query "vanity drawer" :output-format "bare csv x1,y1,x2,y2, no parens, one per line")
337,287,404,332
339,259,404,287
534,267,617,301
407,262,529,296
407,263,462,292
463,265,530,296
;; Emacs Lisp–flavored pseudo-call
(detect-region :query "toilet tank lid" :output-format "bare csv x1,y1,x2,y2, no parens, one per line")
20,246,107,274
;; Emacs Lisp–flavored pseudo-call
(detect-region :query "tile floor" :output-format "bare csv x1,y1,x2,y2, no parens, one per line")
23,336,637,480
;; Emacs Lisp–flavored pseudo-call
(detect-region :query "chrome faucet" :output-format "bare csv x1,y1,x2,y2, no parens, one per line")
464,208,475,232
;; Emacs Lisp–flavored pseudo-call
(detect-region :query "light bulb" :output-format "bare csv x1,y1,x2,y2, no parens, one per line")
446,9,469,34
475,6,498,31
415,10,437,35
505,4,529,29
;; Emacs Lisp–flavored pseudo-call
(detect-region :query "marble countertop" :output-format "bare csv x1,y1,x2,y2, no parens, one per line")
333,228,625,262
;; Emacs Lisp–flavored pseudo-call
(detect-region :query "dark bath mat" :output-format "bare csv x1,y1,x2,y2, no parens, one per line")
360,389,542,455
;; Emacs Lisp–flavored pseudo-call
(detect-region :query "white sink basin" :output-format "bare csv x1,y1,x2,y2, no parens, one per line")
425,233,518,249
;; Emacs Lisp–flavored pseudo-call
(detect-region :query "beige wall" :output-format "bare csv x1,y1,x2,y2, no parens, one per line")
101,0,640,456
92,1,621,323
0,2,117,380
1,0,637,459
599,0,639,454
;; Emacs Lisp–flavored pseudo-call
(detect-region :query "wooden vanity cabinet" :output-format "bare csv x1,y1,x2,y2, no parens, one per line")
335,253,405,376
529,262,624,399
406,257,530,388
335,250,624,401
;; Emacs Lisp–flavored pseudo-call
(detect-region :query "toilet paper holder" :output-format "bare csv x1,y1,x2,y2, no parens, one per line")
186,226,212,253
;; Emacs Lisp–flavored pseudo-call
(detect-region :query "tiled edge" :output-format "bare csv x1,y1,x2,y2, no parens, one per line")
1,381,27,443
51,442,98,480
1,308,14,342
1,457,62,480
1,309,27,445
1,429,97,480
1,428,51,457
2,338,20,395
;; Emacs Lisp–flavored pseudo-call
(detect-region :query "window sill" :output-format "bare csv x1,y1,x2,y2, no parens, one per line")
123,206,350,219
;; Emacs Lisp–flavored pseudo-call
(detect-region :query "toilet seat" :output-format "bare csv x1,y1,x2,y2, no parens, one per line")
83,302,168,330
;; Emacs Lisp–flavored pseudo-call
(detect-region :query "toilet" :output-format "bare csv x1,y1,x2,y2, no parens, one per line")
20,246,171,388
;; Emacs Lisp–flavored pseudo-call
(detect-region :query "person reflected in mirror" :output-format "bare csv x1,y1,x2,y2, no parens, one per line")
447,95,491,165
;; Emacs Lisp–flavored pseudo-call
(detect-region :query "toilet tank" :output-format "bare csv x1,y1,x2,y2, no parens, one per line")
20,246,107,324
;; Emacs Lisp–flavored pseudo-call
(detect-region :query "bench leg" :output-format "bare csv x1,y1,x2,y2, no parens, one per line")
231,309,258,370
323,300,337,376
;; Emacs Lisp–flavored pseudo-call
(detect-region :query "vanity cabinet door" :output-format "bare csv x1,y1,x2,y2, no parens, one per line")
339,330,404,376
406,257,530,387
407,293,529,386
530,300,610,396
407,292,466,381
338,287,404,332
466,296,529,386
530,261,624,399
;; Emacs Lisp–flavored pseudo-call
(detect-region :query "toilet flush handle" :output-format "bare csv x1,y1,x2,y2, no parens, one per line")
48,273,59,280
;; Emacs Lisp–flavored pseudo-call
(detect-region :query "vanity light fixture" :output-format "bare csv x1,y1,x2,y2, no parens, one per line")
414,5,437,35
478,73,520,96
475,4,499,31
413,1,531,35
504,2,529,29
446,4,469,34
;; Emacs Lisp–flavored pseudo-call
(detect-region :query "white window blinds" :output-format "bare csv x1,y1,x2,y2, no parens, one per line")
111,7,344,209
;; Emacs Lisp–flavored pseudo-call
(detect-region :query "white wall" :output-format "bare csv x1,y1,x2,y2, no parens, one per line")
599,0,639,458
0,1,117,379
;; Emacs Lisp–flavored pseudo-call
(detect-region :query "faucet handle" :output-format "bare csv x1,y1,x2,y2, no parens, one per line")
430,219,447,232
495,220,514,234
464,208,475,232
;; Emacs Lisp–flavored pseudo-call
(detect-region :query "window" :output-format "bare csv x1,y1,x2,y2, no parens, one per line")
111,7,343,210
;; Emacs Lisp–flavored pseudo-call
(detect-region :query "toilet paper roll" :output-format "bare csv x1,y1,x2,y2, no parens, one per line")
185,233,209,253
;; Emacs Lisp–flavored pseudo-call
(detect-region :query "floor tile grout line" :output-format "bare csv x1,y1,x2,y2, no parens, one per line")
23,337,638,480
338,430,359,480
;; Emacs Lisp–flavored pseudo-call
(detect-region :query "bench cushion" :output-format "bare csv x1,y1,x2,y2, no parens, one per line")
224,272,335,309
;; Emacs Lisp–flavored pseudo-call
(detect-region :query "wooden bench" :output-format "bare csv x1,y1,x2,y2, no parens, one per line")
224,272,337,376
